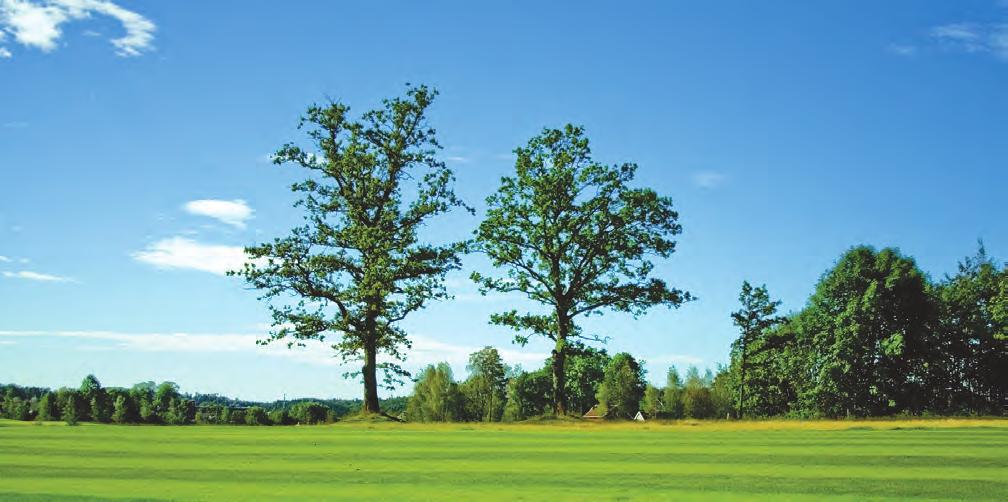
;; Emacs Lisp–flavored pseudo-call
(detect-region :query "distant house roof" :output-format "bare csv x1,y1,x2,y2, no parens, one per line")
582,405,605,419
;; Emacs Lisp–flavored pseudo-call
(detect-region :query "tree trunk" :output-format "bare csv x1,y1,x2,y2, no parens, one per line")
737,340,747,420
552,312,569,416
362,334,381,414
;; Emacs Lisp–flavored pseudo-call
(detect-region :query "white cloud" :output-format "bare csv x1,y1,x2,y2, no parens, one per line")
0,255,10,262
0,47,10,58
446,155,470,163
2,270,73,282
132,237,249,275
887,43,917,56
931,22,1008,60
0,329,551,378
183,199,254,229
691,170,727,189
0,0,155,57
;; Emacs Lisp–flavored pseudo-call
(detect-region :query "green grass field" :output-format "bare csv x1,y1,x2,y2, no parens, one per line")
1,419,1007,501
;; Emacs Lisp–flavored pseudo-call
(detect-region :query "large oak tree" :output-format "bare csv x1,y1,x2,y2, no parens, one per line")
472,125,691,415
234,85,467,414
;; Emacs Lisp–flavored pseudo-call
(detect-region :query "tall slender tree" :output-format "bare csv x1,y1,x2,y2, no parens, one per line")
472,125,691,415
730,281,786,418
234,85,468,414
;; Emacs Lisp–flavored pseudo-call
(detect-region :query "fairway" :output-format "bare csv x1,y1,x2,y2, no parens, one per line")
2,420,1007,500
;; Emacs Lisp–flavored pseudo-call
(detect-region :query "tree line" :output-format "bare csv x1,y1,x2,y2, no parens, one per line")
0,376,407,426
729,244,1007,418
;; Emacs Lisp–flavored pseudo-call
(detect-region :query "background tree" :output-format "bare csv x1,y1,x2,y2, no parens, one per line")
460,347,508,422
235,85,468,414
502,368,552,421
663,367,684,419
112,395,129,424
79,374,103,421
405,363,462,422
473,125,691,414
560,344,610,414
36,393,56,422
62,395,79,425
933,244,1008,413
595,353,645,419
730,281,786,418
681,367,715,419
640,384,662,419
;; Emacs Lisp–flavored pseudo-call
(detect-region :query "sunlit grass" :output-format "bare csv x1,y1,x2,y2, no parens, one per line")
2,418,1006,500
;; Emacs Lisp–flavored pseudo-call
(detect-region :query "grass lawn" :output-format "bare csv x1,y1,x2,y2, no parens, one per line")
1,418,1006,500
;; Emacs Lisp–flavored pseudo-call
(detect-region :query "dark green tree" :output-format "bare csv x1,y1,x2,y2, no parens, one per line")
234,85,468,414
561,344,610,414
933,243,1008,413
473,125,691,414
596,352,646,419
798,246,934,417
730,281,786,418
502,368,552,421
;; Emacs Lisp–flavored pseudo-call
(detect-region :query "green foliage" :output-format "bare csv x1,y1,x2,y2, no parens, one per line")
234,85,468,414
596,353,645,419
405,363,461,422
730,281,786,418
503,369,553,421
36,393,57,422
473,124,691,414
268,409,292,426
663,367,684,419
559,343,610,415
460,347,508,422
111,395,128,424
932,243,1008,414
641,384,662,419
245,406,270,426
682,367,715,419
290,402,328,425
62,395,79,426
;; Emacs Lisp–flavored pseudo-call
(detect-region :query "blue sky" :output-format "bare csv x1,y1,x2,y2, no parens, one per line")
1,1,1006,401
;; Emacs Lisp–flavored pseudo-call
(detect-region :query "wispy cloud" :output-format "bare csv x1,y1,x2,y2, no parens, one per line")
930,22,1008,60
691,170,728,189
0,0,156,58
2,121,28,127
183,199,254,229
0,47,10,58
445,155,470,163
132,237,248,275
887,43,917,57
0,330,552,377
0,255,10,262
2,270,73,282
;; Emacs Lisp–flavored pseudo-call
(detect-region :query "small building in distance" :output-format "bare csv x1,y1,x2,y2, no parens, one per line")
582,405,605,419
